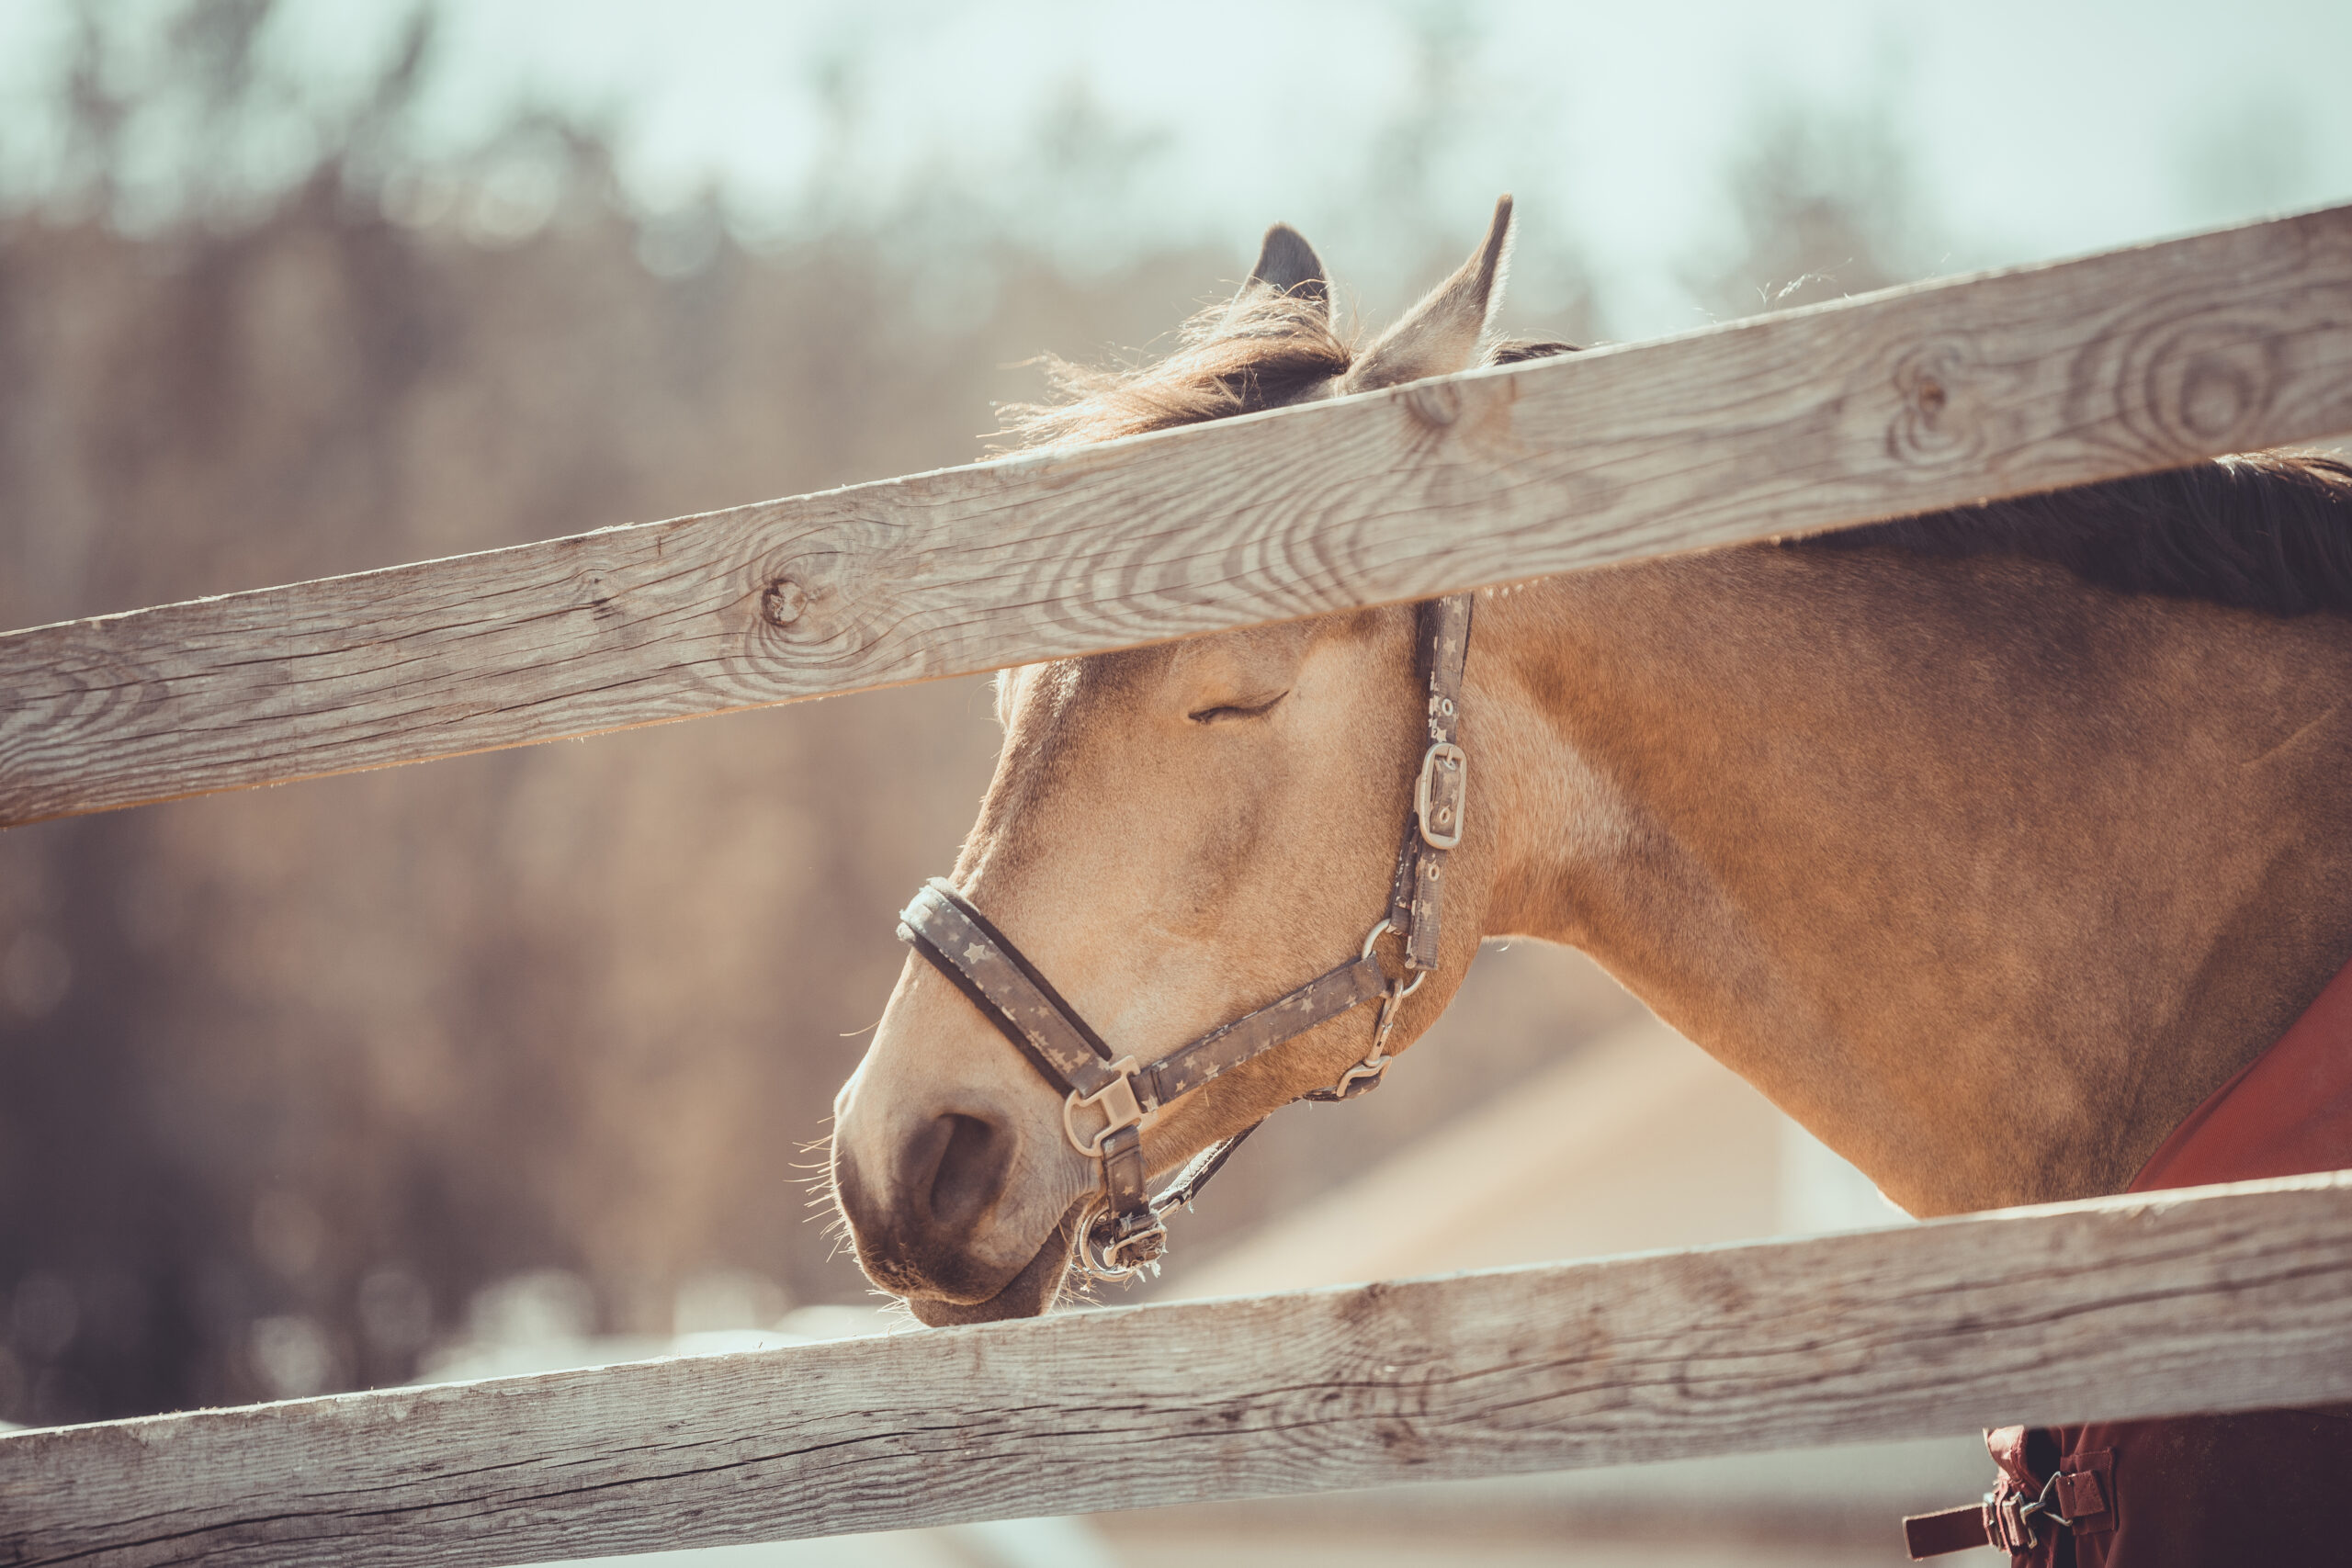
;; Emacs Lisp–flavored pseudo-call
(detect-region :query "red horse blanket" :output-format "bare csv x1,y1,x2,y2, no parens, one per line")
1907,952,2352,1564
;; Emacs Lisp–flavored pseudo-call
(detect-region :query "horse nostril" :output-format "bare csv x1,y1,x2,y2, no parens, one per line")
921,1112,1014,1234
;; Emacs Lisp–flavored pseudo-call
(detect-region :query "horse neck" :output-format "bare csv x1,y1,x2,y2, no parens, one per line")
1467,546,2352,1215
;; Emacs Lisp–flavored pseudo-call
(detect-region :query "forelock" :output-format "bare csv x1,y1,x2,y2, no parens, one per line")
990,278,1579,451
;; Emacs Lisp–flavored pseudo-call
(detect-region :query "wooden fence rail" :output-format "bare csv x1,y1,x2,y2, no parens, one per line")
5,205,2351,827
6,1171,2352,1568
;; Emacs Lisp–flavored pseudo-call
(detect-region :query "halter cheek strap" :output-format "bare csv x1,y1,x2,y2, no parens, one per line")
1394,592,1472,969
895,593,1474,1281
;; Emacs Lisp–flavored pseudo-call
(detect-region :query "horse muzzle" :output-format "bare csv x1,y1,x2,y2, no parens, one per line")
830,1107,1075,1316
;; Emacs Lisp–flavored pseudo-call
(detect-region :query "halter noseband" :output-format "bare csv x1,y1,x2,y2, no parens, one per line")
897,595,1473,1282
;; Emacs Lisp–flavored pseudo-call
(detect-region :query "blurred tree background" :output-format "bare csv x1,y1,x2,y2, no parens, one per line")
0,0,2305,1425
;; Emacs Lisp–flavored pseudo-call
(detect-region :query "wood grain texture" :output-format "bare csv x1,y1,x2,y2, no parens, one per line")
6,1172,2352,1568
6,207,2352,826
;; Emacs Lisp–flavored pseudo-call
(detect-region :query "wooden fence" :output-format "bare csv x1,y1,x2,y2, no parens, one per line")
4,204,2352,1566
6,1174,2352,1568
5,206,2350,827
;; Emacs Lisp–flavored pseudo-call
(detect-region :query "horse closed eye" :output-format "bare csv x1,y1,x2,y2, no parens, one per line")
1188,693,1288,724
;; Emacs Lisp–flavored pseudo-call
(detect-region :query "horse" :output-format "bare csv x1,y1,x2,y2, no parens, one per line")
829,199,2352,1564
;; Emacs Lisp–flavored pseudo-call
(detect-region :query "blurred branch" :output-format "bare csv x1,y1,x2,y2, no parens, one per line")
22,0,439,229
1690,95,1937,319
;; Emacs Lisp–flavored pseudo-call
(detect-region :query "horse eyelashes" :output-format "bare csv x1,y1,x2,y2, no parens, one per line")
1188,693,1289,725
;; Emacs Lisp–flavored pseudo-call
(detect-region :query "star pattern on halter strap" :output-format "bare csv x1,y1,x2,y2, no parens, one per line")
963,942,989,965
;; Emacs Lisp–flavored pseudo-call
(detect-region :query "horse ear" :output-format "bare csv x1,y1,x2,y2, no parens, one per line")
1242,222,1329,310
1344,196,1514,392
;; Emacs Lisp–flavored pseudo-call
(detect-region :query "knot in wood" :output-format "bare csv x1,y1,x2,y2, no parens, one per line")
2120,322,2278,457
763,579,809,627
1888,339,1983,468
2178,352,2258,439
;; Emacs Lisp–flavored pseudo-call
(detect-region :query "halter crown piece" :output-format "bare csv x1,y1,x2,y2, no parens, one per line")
897,595,1474,1281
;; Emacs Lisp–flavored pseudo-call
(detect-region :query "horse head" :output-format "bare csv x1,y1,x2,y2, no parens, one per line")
830,199,1542,1324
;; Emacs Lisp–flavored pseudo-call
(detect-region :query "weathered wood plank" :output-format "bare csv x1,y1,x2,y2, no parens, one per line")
6,1172,2351,1568
6,206,2352,826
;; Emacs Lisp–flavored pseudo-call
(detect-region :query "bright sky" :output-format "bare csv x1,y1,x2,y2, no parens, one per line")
4,0,2347,337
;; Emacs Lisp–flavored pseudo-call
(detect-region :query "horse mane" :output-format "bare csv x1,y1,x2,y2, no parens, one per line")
1005,309,2352,618
1805,451,2352,618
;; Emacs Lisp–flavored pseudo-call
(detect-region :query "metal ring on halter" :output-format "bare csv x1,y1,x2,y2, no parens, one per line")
1360,918,1429,998
1074,1197,1163,1282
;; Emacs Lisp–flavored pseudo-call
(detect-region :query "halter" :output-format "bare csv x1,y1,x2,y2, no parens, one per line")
897,595,1473,1282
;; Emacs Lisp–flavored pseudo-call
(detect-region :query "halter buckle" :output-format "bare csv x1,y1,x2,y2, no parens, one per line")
1062,1058,1149,1157
1983,1487,2044,1553
1415,742,1467,850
